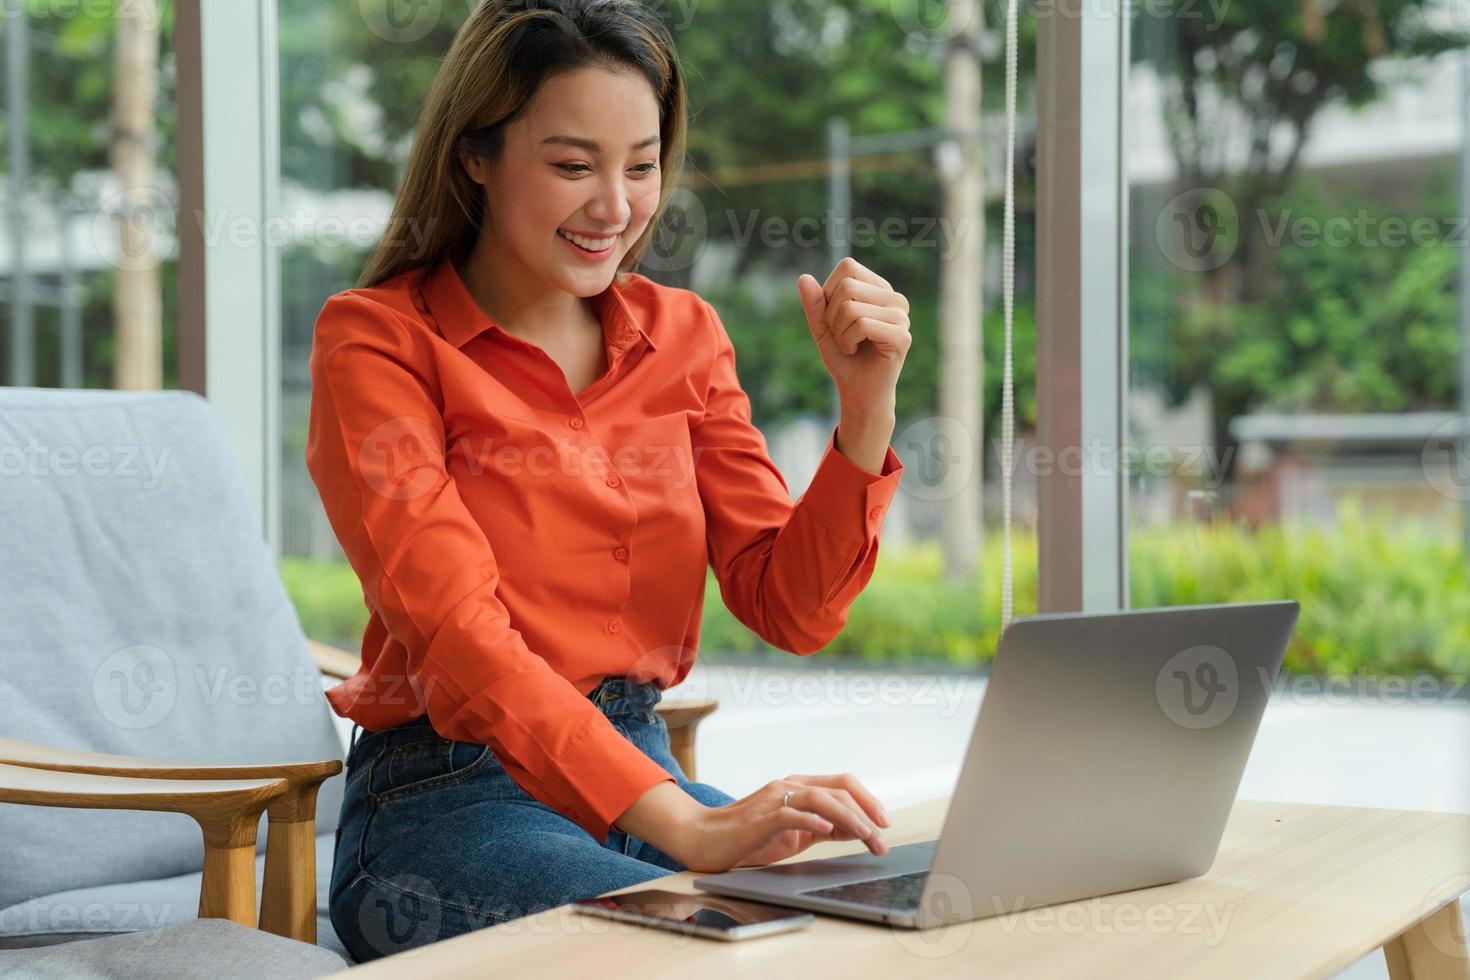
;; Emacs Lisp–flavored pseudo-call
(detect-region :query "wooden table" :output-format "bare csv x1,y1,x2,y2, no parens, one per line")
337,796,1470,979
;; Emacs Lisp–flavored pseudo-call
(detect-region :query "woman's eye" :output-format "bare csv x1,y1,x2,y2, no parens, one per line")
556,163,659,176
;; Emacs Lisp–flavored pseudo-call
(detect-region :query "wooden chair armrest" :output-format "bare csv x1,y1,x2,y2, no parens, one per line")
0,738,342,943
0,762,286,929
0,736,341,796
308,639,362,682
654,699,719,728
0,761,287,829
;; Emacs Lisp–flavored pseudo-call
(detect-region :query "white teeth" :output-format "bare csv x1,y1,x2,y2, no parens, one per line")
558,229,616,251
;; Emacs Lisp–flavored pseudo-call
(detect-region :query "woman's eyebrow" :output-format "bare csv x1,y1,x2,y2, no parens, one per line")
539,134,662,152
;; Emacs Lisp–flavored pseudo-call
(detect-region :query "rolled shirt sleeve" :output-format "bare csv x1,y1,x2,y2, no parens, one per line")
305,293,674,844
691,298,904,655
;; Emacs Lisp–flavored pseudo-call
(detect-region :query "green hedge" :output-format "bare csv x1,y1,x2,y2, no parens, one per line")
278,556,371,649
1128,504,1469,678
282,506,1468,678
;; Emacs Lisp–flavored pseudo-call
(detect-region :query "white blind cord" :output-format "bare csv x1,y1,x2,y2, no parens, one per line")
999,0,1019,633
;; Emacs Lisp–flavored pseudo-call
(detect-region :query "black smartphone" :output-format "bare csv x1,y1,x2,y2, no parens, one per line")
571,888,814,941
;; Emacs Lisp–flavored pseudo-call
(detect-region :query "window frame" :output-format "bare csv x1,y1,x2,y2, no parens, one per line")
1033,2,1130,613
176,0,283,561
173,0,1132,589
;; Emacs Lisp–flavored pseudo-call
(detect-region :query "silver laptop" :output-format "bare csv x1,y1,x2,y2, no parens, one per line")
693,601,1300,929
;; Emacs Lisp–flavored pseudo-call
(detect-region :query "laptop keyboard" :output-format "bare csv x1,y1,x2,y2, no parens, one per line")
797,870,928,911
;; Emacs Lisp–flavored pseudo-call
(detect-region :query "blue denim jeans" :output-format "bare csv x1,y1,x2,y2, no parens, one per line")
328,676,736,963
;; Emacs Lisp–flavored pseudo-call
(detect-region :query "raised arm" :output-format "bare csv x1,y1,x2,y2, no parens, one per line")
689,297,904,655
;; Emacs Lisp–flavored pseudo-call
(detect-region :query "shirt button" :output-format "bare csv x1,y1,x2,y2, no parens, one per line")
868,506,884,521
613,547,629,561
606,475,622,489
568,417,585,430
606,618,622,634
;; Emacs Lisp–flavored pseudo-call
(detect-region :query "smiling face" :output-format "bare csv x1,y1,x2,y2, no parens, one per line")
463,65,664,300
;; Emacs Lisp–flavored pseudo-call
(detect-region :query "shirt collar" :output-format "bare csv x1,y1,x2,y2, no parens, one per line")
416,254,657,356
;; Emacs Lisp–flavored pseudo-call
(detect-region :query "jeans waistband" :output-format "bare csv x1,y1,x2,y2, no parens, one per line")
587,675,664,715
347,676,662,760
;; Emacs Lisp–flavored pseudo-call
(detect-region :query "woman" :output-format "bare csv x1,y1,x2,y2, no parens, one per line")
306,0,913,962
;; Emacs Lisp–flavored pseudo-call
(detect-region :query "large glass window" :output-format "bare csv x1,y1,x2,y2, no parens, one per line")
276,1,1040,669
2,1,178,390
1128,6,1470,679
276,0,461,591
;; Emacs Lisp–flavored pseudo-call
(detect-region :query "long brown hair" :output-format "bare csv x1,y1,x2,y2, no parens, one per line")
357,0,688,290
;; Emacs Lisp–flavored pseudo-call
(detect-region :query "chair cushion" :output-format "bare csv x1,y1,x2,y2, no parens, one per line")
0,388,345,910
0,832,350,963
0,917,347,979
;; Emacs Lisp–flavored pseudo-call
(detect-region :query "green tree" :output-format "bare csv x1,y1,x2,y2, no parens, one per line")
1137,0,1464,304
0,2,179,388
1150,173,1462,422
1131,0,1467,448
277,0,1041,439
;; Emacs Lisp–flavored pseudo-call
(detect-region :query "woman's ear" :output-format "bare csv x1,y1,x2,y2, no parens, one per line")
459,147,486,186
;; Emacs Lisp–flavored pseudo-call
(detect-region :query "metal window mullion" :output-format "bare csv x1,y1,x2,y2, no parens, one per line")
1034,1,1127,613
176,0,282,562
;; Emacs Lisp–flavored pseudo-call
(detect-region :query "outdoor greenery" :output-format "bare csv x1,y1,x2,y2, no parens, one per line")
3,2,179,184
707,278,1040,432
283,504,1468,679
279,0,1465,447
1131,171,1467,438
7,2,1464,438
7,2,1466,681
1131,0,1465,310
1129,504,1469,678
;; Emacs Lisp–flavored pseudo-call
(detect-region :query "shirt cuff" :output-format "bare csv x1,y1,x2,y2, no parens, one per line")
796,425,904,545
554,719,678,845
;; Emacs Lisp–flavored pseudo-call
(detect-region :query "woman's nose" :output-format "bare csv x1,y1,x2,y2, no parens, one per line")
586,177,633,228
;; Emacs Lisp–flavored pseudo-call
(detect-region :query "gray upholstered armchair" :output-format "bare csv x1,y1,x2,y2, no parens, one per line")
0,387,717,975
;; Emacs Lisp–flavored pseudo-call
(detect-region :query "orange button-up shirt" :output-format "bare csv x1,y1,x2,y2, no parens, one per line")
305,256,904,844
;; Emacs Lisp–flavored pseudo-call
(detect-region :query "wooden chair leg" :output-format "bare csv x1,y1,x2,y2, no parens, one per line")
259,786,322,943
199,845,257,926
1384,898,1470,980
668,727,698,783
198,827,261,928
658,700,719,783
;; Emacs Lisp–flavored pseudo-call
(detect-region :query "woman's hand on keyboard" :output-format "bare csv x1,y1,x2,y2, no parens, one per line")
678,773,892,873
